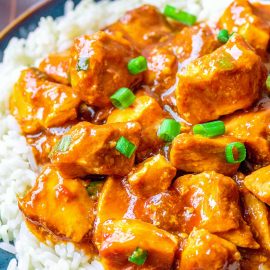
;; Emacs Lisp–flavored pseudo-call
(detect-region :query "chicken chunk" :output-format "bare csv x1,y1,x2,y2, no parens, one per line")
50,121,141,178
173,171,241,233
143,191,184,233
94,177,131,248
9,68,80,134
127,154,176,197
26,122,75,164
175,34,267,124
95,177,182,247
144,24,219,108
224,108,270,166
218,0,270,58
18,165,95,243
170,133,240,176
179,229,241,270
39,50,71,85
99,219,178,270
107,94,166,160
106,5,173,50
241,190,270,252
69,31,142,108
244,166,270,205
217,218,259,249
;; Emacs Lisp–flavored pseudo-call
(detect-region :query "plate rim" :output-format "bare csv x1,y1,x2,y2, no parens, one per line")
0,0,55,41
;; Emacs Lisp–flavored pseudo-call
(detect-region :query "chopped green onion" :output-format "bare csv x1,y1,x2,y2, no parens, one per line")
110,87,136,109
164,5,197,26
128,247,148,266
217,29,230,43
86,181,103,199
49,135,72,158
193,120,225,138
217,53,234,70
76,57,89,71
57,135,72,152
116,136,137,158
128,56,147,75
158,119,181,142
266,75,270,90
225,142,246,164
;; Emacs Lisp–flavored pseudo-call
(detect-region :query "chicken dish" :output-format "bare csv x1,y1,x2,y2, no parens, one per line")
9,0,270,269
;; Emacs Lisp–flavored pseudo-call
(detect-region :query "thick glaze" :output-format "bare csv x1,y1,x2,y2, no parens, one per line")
9,2,270,270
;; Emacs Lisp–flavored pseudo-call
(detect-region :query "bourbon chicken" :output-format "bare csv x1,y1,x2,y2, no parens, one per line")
10,1,270,270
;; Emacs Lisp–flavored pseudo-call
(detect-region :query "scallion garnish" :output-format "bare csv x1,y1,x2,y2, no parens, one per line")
110,87,136,109
57,135,72,152
164,5,197,26
49,135,72,158
217,29,230,43
116,136,137,158
158,119,181,142
266,75,270,90
217,54,234,70
128,56,148,75
128,247,148,266
193,120,225,137
225,142,246,164
86,181,103,199
76,57,89,71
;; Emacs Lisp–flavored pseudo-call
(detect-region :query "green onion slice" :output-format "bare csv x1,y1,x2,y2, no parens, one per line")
158,119,181,142
217,53,234,70
193,120,225,137
225,142,247,164
217,29,230,43
86,181,103,199
266,75,270,90
76,57,89,71
164,5,197,26
49,135,72,158
128,56,147,75
128,247,148,266
116,136,137,158
110,87,136,109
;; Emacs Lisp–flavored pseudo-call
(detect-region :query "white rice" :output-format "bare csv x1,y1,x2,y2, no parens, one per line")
0,0,233,269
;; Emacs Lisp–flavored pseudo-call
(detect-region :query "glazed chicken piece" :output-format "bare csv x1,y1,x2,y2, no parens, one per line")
217,218,259,249
244,165,270,205
107,94,166,160
170,133,240,176
224,108,270,166
94,177,131,248
39,50,71,85
94,177,184,246
69,31,142,108
50,121,141,178
173,171,241,233
241,190,270,252
99,219,178,270
175,34,267,124
143,191,184,233
127,154,176,197
18,165,95,243
218,0,270,58
26,122,76,165
179,229,241,270
144,24,219,108
9,68,80,134
106,5,173,50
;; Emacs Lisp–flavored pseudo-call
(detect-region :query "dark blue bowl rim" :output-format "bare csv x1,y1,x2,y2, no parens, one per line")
0,0,82,61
